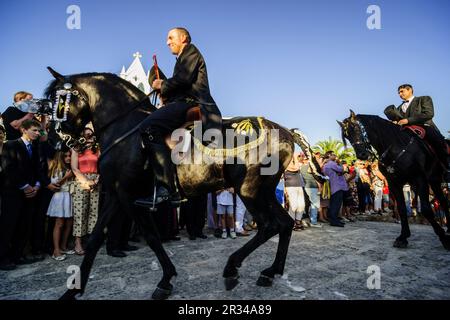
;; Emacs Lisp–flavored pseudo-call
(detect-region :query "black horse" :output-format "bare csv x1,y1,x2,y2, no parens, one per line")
44,67,323,299
340,111,450,250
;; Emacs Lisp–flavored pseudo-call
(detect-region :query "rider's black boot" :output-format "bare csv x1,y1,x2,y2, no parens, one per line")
135,133,183,207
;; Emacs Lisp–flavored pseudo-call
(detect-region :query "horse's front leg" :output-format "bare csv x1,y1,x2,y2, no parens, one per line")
133,208,178,300
60,192,119,300
389,183,410,248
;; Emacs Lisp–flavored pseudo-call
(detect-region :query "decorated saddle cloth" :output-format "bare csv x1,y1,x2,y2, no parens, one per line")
403,125,450,155
187,116,269,159
403,125,426,139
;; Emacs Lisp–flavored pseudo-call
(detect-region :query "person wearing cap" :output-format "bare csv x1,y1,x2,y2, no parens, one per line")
384,84,448,171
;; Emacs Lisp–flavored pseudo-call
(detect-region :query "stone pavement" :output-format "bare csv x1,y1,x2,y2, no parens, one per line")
0,220,449,300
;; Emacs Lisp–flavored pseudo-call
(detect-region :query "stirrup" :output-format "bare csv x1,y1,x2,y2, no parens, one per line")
134,183,168,211
134,195,168,210
169,196,188,207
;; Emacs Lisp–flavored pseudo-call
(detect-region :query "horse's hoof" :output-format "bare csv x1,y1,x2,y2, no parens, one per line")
256,274,273,287
440,235,450,250
59,289,81,300
224,275,240,291
151,286,172,300
393,239,408,248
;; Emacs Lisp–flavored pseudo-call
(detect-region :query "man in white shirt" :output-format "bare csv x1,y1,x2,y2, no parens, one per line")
384,84,448,171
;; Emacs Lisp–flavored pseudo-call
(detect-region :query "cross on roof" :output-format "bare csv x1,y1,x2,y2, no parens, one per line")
133,52,142,59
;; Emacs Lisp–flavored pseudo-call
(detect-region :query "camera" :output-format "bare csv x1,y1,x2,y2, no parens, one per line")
34,99,54,115
14,98,53,115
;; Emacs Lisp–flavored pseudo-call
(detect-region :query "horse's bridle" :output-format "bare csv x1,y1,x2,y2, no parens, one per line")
51,82,90,151
53,122,87,151
51,80,157,155
346,119,377,161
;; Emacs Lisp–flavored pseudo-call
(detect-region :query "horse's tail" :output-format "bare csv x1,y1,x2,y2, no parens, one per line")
290,129,327,184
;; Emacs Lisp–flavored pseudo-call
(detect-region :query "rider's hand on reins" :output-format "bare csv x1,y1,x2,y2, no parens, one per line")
151,79,163,90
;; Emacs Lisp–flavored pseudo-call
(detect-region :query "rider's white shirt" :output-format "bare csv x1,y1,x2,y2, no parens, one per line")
401,96,415,113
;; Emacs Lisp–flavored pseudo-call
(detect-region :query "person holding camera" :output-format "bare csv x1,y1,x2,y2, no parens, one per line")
2,91,35,141
2,91,48,142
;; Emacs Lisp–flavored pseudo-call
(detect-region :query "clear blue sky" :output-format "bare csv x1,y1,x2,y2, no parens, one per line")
1,0,449,144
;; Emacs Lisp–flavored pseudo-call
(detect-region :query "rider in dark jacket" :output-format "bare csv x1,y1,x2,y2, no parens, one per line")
384,84,448,171
135,28,222,207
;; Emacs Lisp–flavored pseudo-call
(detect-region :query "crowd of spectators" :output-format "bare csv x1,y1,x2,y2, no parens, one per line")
0,91,448,272
0,91,134,270
278,150,449,232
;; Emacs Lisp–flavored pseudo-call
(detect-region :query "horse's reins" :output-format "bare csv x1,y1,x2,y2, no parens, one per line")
358,118,415,174
379,137,415,174
61,54,215,162
96,89,157,136
95,55,167,161
93,89,158,163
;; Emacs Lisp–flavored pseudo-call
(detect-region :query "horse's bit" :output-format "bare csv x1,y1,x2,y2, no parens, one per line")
51,82,88,151
350,120,378,161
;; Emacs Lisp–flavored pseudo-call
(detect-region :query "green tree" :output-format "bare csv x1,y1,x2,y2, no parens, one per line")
312,137,356,163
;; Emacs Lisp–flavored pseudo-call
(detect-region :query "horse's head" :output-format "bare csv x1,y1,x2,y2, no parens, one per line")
338,110,373,161
45,67,92,151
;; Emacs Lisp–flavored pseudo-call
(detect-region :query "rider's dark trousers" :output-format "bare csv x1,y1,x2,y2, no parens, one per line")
138,101,194,194
423,125,448,166
139,101,193,136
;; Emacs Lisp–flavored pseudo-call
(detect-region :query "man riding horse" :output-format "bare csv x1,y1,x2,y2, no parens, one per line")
135,27,222,207
384,84,448,173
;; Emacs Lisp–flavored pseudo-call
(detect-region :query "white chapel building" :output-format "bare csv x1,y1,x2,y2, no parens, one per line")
119,52,151,94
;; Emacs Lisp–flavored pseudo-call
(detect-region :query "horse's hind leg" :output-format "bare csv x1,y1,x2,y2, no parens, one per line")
131,206,178,299
430,180,450,234
60,192,119,300
419,180,450,250
222,216,278,290
223,193,294,290
256,196,294,287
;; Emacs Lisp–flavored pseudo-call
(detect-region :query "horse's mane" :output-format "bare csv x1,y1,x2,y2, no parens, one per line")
357,114,399,132
357,114,412,146
44,72,151,106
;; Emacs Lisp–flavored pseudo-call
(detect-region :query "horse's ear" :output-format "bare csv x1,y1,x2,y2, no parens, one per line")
349,109,356,121
47,67,64,82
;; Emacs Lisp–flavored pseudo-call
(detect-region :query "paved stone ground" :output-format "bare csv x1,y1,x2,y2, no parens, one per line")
1,220,449,300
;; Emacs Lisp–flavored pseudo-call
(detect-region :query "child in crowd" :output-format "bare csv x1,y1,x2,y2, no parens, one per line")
216,188,237,239
382,184,391,213
47,150,74,261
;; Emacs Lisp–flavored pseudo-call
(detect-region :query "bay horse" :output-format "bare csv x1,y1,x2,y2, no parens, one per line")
44,67,324,299
339,110,450,250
